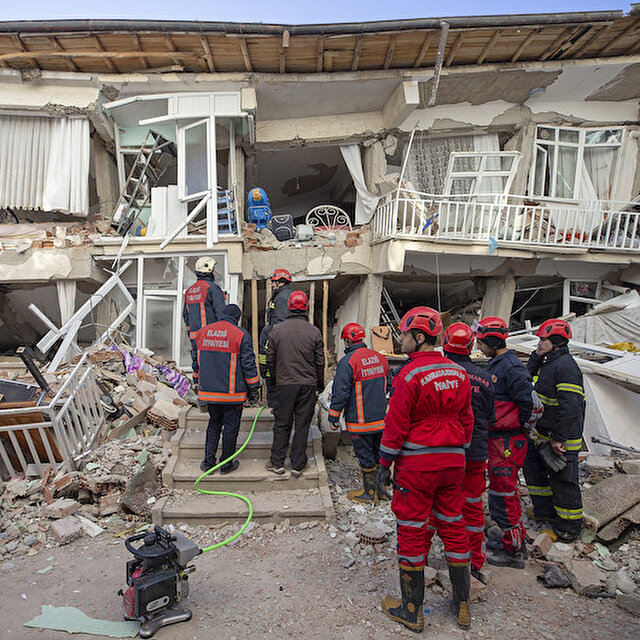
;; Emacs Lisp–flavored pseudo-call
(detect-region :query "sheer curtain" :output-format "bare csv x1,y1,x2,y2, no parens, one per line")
0,115,90,215
340,144,379,225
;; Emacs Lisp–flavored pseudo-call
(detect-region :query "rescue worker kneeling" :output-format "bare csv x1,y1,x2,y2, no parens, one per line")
378,307,474,632
328,323,391,503
195,304,260,474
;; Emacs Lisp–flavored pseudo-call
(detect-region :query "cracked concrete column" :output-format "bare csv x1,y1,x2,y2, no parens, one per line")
93,137,119,233
363,141,386,193
358,274,383,345
480,272,516,323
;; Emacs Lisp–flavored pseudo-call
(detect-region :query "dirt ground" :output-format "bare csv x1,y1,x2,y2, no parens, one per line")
1,451,639,640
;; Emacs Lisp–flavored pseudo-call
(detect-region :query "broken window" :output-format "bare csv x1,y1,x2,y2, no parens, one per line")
444,152,520,197
531,126,622,201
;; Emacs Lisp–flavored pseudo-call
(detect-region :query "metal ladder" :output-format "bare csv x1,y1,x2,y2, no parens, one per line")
380,286,402,343
112,130,177,236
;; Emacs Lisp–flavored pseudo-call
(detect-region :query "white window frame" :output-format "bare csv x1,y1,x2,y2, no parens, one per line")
529,125,623,200
444,151,520,197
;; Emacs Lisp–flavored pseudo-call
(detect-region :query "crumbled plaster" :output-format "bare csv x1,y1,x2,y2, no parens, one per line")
0,249,101,283
0,82,100,110
307,256,335,276
401,100,515,131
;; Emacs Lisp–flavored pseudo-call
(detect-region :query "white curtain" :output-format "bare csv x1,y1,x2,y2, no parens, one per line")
473,134,502,195
0,115,90,215
340,144,379,225
56,280,77,363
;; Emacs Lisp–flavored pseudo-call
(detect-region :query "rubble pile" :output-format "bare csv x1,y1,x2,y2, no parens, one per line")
0,432,171,560
0,221,100,253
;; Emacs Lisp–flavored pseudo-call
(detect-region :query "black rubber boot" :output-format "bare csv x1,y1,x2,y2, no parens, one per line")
449,564,471,629
375,464,392,501
348,467,377,504
381,565,425,633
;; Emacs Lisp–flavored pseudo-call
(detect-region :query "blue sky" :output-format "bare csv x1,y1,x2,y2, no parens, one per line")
1,1,631,24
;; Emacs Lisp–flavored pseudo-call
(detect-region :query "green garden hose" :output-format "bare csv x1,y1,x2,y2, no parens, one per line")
193,406,263,552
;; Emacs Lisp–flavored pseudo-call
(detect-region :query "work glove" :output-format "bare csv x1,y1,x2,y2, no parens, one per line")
376,465,392,489
247,387,260,404
527,427,546,447
538,441,567,473
328,415,340,431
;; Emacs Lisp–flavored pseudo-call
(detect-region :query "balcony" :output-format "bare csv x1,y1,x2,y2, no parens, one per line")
371,189,640,253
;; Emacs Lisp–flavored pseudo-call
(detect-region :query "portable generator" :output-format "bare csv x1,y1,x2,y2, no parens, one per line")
119,525,201,638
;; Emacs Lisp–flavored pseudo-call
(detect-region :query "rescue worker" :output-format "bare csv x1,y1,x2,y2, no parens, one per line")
258,268,294,407
183,257,226,389
378,307,474,632
265,291,324,477
475,317,542,569
524,319,584,541
328,322,390,503
422,322,494,579
195,304,260,474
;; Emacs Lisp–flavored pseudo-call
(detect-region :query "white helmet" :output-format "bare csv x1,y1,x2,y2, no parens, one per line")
195,256,216,274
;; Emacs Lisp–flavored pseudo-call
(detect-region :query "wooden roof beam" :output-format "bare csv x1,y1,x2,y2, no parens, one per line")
280,29,289,74
539,27,582,61
317,37,324,72
445,33,464,67
199,34,215,72
351,35,362,71
413,33,431,68
239,38,252,72
558,25,601,59
50,37,80,72
383,35,396,69
598,18,639,56
163,34,184,68
93,35,118,72
131,34,148,69
12,34,40,70
511,29,539,62
477,30,500,64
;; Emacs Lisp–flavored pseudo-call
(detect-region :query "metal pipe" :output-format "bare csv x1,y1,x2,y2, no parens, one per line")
429,21,449,107
16,346,51,394
0,12,624,36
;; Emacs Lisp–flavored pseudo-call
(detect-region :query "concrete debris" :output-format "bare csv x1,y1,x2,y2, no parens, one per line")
532,532,554,558
565,559,607,596
584,455,616,482
43,498,79,519
582,474,640,530
621,459,640,475
50,516,83,544
121,462,160,517
616,592,640,617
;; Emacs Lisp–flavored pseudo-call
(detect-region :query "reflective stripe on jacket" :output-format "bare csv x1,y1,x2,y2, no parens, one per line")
485,349,535,435
527,346,585,445
196,318,259,404
380,351,473,471
182,277,226,339
329,342,390,434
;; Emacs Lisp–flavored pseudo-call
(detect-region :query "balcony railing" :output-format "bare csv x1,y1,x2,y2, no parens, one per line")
371,189,640,252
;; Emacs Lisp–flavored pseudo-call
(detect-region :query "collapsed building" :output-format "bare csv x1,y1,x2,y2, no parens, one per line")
1,10,640,473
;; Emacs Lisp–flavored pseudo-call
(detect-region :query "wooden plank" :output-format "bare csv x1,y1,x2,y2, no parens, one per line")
309,281,316,325
445,33,464,67
559,25,602,59
539,27,582,61
598,18,639,56
351,35,363,71
93,35,118,72
240,38,253,72
383,35,396,69
322,280,329,386
317,37,325,72
280,32,287,73
476,30,500,64
12,34,40,70
200,35,215,72
131,33,148,69
511,29,539,62
413,33,431,68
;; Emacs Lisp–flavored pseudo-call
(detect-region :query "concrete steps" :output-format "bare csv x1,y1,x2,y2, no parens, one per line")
153,406,335,526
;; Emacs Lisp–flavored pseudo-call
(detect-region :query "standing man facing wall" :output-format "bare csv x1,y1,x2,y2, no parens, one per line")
183,256,226,389
265,290,324,478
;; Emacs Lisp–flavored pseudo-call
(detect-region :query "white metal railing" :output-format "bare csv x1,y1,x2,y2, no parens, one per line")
371,189,640,252
0,354,106,478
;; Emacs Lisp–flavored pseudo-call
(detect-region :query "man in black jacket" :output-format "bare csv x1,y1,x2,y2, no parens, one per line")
265,290,324,477
524,319,584,541
258,268,293,407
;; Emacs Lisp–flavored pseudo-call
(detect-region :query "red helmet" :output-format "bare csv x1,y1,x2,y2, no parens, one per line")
287,290,308,311
271,268,292,283
398,306,443,337
475,317,508,341
537,318,572,340
443,322,474,355
341,323,365,342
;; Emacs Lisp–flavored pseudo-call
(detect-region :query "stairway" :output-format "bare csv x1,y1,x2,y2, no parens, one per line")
152,407,335,526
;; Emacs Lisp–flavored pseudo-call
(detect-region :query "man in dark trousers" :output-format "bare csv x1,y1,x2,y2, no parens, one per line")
183,256,226,389
475,316,542,569
328,322,390,503
258,268,293,407
195,304,260,474
524,318,584,541
265,290,324,477
422,322,494,579
378,307,474,632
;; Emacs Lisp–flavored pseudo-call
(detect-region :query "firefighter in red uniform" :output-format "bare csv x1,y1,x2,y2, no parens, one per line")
378,307,474,632
475,317,542,568
422,323,494,579
195,304,260,474
183,256,226,388
328,323,391,503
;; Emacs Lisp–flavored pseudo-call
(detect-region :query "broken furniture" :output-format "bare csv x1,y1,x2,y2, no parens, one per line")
112,130,177,236
246,187,272,229
305,204,352,230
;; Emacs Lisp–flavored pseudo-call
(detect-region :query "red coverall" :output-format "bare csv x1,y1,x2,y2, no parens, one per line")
379,351,474,570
